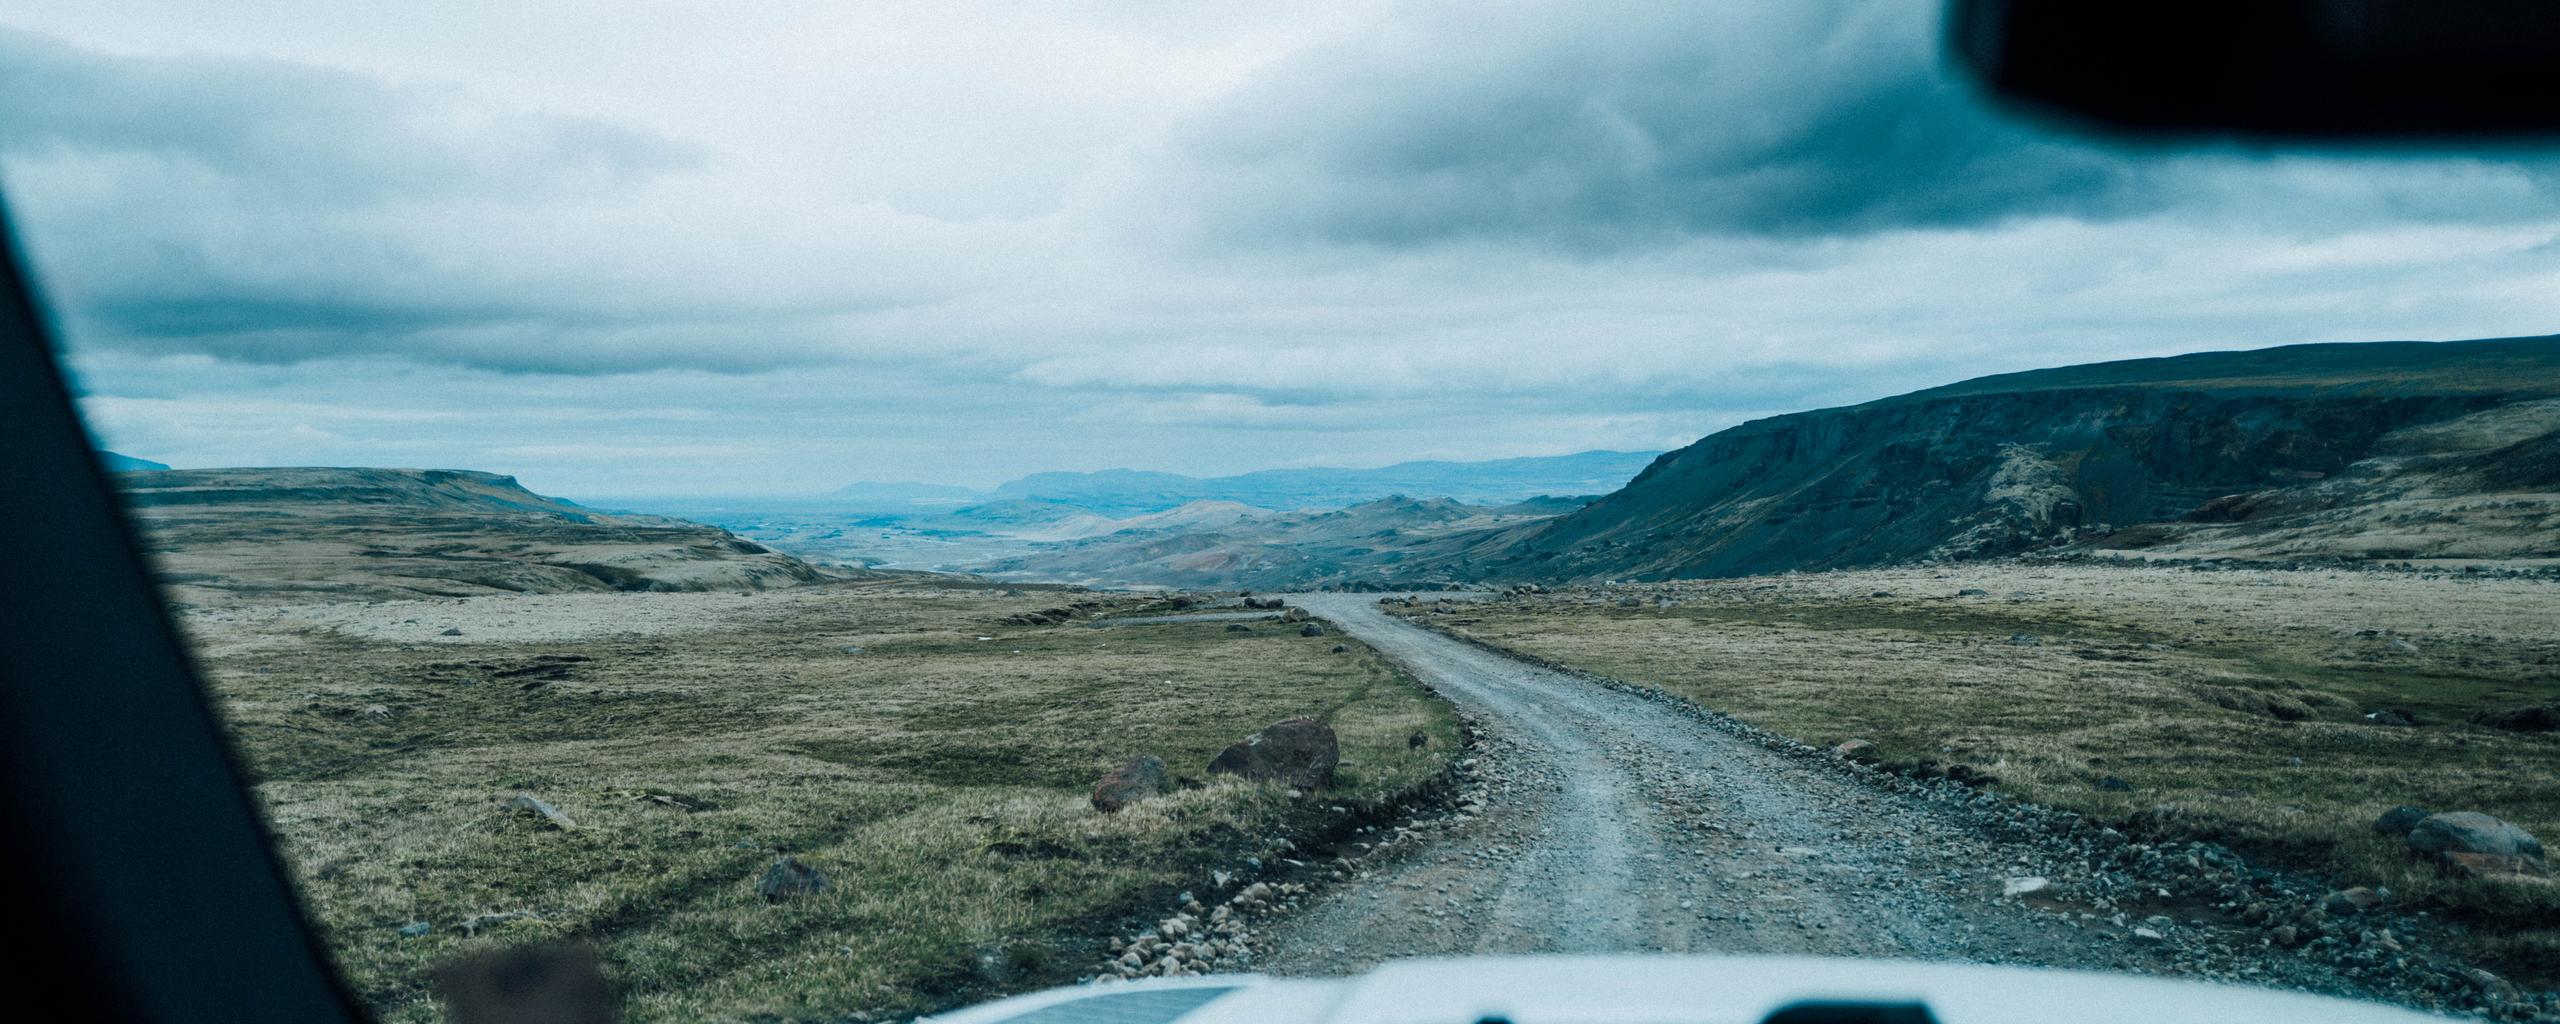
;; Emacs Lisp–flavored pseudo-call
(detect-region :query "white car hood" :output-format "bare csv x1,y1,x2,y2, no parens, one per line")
926,956,2451,1024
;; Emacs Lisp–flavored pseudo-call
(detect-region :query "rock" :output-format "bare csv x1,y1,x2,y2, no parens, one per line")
1331,644,1349,654
2371,805,2430,836
1206,716,1340,789
440,627,464,636
756,857,829,900
2269,924,2301,947
2474,701,2560,733
1299,623,1325,637
1833,739,1878,763
2361,707,2418,727
1225,623,1251,633
2006,634,2041,646
2463,968,2523,1009
2321,887,2383,915
2130,926,2165,942
1956,588,1989,597
2407,812,2550,879
1408,731,1429,749
2002,876,2050,897
504,794,577,829
2096,775,2135,792
1092,756,1169,813
1281,607,1311,623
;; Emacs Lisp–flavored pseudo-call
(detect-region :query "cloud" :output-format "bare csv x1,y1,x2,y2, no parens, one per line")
0,26,696,203
1157,0,2560,251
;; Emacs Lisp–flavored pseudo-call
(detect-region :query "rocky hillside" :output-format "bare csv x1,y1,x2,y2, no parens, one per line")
120,467,830,604
1436,336,2560,581
975,494,1580,589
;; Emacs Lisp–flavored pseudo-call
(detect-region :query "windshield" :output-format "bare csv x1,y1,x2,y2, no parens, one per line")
3,3,2555,1022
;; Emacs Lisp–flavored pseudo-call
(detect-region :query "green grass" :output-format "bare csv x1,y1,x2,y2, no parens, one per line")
192,585,1457,1022
1417,565,2560,982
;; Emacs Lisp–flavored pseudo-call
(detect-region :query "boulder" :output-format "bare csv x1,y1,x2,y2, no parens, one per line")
1092,756,1169,813
2407,812,2550,880
1206,716,1339,789
2321,887,2383,915
756,857,829,900
2371,805,2430,836
1299,623,1325,637
1408,731,1428,749
2096,775,2135,792
1225,623,1251,633
1330,643,1350,654
1833,739,1878,763
1281,607,1311,622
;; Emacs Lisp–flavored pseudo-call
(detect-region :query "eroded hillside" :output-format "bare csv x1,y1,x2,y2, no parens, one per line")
121,467,830,605
1433,337,2560,582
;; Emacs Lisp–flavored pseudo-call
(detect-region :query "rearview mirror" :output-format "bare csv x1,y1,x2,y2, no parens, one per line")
1950,0,2560,139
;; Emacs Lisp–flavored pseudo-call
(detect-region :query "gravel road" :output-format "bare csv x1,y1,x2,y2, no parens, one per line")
1244,593,2470,1008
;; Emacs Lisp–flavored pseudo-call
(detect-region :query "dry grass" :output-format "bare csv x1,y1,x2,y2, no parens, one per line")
183,582,1456,1022
1415,563,2560,981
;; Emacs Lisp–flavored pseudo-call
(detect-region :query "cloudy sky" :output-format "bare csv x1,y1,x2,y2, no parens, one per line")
6,1,2559,497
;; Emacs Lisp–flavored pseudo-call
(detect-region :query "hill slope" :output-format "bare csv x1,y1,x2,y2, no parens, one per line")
1436,336,2560,581
986,450,1657,514
122,467,829,604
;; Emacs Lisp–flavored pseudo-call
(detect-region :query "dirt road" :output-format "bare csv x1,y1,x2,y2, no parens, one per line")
1251,594,2434,1002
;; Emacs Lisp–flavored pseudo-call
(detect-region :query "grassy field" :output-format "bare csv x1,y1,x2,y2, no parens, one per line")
183,582,1458,1022
1408,564,2560,980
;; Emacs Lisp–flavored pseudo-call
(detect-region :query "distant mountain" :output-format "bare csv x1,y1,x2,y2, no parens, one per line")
101,450,169,472
976,494,1583,589
987,450,1660,514
121,467,830,603
1428,336,2560,582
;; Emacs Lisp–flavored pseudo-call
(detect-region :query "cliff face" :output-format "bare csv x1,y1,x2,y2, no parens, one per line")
1453,337,2560,581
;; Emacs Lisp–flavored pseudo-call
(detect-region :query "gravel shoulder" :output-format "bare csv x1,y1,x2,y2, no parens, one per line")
1248,593,2522,1018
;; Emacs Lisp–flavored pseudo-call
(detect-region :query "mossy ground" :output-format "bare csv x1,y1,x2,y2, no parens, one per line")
185,583,1456,1022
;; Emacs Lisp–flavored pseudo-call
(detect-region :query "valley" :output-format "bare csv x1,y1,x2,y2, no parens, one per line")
103,335,2560,1021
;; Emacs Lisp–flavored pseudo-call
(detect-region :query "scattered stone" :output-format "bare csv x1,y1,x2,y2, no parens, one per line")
2321,887,2383,915
504,793,577,830
2407,811,2549,879
756,857,829,900
1092,755,1169,813
2096,775,2135,793
1206,716,1340,789
2371,805,2430,836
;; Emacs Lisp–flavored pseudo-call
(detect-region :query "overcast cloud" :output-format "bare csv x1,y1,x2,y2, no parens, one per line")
5,1,2558,496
